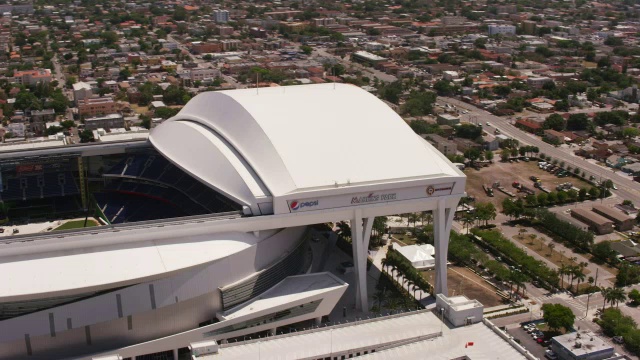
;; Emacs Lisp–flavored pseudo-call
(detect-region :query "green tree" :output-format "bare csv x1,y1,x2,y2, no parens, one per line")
606,287,627,308
623,127,640,139
299,45,313,55
616,262,640,287
475,202,497,226
543,113,565,131
542,303,575,332
485,150,494,161
79,129,94,143
599,308,636,336
455,124,482,139
401,90,437,116
628,289,640,306
567,113,591,131
14,91,42,111
537,192,548,206
593,241,616,264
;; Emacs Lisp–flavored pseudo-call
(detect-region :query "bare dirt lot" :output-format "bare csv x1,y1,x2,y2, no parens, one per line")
465,160,592,207
422,266,504,307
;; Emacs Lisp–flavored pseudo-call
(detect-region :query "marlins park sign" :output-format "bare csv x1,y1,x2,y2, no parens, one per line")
286,182,455,213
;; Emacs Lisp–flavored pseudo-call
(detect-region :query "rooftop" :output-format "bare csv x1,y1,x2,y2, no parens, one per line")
151,83,465,214
552,331,613,357
592,204,634,223
198,312,526,360
571,208,614,226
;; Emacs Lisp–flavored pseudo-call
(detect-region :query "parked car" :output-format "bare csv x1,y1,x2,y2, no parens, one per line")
545,350,557,359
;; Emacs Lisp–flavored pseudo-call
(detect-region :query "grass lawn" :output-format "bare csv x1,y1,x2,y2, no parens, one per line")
512,233,590,275
55,219,98,231
392,234,417,245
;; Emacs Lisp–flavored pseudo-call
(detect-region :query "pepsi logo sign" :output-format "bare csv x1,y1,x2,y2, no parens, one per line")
289,200,319,211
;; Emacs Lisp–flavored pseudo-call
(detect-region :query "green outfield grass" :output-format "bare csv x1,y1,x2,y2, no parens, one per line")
54,219,98,231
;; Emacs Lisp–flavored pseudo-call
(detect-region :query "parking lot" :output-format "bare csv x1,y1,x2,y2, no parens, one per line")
466,160,593,207
507,324,549,360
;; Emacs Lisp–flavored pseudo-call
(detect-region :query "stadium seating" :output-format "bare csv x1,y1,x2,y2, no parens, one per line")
0,171,79,202
103,152,240,215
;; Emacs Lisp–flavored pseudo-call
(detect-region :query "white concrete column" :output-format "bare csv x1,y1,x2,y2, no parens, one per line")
351,210,374,311
173,348,179,360
434,199,455,295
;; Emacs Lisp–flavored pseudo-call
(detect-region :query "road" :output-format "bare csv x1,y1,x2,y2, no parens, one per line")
439,97,640,205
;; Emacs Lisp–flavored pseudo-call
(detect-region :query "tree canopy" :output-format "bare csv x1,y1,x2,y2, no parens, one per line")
543,113,565,131
542,303,575,332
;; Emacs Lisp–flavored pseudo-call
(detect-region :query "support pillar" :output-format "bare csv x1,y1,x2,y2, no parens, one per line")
351,209,374,312
269,328,276,336
433,199,456,296
172,348,178,360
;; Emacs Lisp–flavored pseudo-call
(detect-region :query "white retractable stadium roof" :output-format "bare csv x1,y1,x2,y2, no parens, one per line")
150,83,464,215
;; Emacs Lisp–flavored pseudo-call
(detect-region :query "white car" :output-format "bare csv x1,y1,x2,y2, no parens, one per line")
486,122,491,126
545,350,557,360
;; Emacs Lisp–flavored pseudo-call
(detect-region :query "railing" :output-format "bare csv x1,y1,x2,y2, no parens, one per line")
0,210,243,245
220,308,435,349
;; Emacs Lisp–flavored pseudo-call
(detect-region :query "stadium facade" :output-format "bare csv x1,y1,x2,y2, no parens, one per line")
0,84,465,359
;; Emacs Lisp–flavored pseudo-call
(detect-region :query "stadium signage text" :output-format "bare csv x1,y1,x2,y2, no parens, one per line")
289,200,319,211
351,192,397,204
426,185,453,196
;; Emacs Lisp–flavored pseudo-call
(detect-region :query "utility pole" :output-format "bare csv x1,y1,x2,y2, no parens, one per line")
583,268,598,319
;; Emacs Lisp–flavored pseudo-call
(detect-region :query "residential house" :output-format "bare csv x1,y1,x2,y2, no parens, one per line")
543,129,565,143
424,134,457,156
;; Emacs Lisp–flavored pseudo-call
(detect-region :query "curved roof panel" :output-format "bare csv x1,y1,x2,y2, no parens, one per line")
152,83,461,203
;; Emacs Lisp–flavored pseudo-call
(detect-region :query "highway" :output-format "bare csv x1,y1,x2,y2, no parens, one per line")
439,97,640,205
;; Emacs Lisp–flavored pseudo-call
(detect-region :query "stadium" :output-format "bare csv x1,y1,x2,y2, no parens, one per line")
0,84,465,359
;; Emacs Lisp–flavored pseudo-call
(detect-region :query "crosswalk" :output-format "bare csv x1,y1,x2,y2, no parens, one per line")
530,294,587,313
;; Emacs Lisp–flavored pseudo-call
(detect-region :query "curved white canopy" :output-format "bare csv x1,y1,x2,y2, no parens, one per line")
151,83,463,215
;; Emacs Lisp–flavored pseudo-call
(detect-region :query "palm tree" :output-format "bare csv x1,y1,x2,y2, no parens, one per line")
407,280,414,296
574,271,586,293
608,288,627,308
548,243,555,257
461,213,474,233
568,265,579,291
424,212,433,226
559,264,569,289
528,234,537,245
601,287,611,310
381,258,389,274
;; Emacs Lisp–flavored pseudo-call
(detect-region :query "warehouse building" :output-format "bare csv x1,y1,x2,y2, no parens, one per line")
592,205,635,231
570,208,614,235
